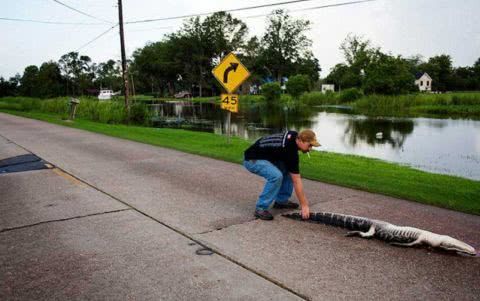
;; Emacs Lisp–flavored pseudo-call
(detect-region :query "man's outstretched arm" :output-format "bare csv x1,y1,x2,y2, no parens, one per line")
290,173,310,219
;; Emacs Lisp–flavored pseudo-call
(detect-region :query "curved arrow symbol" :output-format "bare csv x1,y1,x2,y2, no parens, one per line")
223,62,239,83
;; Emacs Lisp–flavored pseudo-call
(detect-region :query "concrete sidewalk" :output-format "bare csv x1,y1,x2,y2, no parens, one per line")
1,112,479,300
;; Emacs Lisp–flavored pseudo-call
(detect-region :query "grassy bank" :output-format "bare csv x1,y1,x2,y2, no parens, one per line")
0,96,152,125
1,109,479,215
297,91,480,118
353,93,480,117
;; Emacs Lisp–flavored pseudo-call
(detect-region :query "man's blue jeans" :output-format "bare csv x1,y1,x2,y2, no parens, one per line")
243,160,293,210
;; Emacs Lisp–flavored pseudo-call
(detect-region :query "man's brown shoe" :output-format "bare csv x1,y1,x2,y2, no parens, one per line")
254,210,274,220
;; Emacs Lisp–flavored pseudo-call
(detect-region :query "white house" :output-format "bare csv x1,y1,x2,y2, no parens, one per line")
321,84,335,93
415,72,432,92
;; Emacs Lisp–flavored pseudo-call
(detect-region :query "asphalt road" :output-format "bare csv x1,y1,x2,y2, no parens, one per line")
1,112,479,300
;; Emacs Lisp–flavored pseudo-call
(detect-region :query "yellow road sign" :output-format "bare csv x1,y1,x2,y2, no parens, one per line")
212,52,250,93
220,94,239,113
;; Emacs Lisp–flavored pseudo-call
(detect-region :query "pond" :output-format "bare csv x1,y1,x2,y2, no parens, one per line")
148,101,480,180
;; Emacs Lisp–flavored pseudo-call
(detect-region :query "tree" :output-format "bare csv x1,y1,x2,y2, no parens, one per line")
340,34,373,69
202,11,248,60
325,35,378,90
472,57,480,90
325,63,358,91
418,55,453,92
131,39,181,96
473,57,480,77
20,65,39,97
362,53,416,95
240,36,264,86
338,34,376,88
404,54,424,76
451,66,476,91
36,61,64,98
294,51,321,82
169,19,211,97
0,75,20,97
184,12,247,96
96,59,122,91
59,52,95,95
261,82,282,102
155,12,248,97
286,74,310,98
259,10,314,82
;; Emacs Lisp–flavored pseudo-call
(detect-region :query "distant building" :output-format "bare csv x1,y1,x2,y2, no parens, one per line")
415,72,432,92
321,84,335,93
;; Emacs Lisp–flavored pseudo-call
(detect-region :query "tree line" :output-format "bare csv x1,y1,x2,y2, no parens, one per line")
325,34,480,94
1,10,479,98
0,53,122,98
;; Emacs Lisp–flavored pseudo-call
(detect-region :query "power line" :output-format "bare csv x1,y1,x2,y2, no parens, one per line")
9,0,375,58
245,0,376,18
75,24,119,51
125,0,322,24
0,17,104,25
52,0,113,24
294,0,375,12
127,26,174,33
1,0,375,27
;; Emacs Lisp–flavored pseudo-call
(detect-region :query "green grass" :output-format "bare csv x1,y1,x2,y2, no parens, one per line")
352,93,480,117
2,109,479,216
0,96,153,125
287,91,480,118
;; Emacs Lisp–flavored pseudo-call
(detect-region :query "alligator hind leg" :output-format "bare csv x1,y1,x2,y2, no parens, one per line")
346,226,375,238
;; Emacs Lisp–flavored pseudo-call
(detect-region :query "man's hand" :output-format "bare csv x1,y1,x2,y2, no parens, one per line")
301,206,310,219
291,173,310,219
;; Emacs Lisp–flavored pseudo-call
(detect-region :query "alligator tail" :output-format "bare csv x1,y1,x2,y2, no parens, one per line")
283,212,373,232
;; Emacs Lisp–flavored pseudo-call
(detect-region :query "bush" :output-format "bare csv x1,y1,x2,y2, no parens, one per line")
286,74,310,98
261,82,282,102
299,91,337,105
129,103,152,125
39,97,69,114
338,88,363,103
451,93,480,105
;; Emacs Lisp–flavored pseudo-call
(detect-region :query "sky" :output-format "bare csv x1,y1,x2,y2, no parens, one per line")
1,0,479,79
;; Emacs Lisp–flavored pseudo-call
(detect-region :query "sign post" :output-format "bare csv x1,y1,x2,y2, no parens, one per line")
212,52,250,142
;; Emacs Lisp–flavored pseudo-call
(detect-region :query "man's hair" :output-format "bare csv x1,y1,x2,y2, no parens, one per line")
298,129,315,142
298,129,320,146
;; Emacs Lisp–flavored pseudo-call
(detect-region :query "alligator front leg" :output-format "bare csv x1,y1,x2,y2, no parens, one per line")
346,225,375,238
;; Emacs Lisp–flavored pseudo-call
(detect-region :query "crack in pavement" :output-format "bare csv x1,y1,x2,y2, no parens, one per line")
0,208,132,233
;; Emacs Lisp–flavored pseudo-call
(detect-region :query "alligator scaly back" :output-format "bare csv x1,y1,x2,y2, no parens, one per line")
282,212,477,256
284,212,373,232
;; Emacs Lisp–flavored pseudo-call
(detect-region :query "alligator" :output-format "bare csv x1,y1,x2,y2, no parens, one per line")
283,212,477,256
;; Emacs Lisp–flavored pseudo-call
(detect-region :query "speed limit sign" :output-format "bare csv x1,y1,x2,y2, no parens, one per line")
220,94,239,113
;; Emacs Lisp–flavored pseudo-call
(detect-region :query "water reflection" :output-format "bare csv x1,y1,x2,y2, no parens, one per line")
240,102,315,135
344,117,414,148
146,101,480,180
149,101,218,132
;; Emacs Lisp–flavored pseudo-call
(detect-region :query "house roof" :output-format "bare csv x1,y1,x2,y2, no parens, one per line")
415,72,432,80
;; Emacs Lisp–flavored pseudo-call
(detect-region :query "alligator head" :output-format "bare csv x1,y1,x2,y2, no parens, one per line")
438,236,477,256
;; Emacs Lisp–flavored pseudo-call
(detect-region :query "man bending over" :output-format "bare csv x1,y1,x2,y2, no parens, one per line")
243,129,320,220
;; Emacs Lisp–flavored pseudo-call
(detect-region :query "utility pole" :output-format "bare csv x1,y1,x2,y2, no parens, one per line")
117,0,130,118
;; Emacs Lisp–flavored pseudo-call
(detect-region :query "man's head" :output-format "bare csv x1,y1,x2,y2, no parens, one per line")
296,129,321,153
